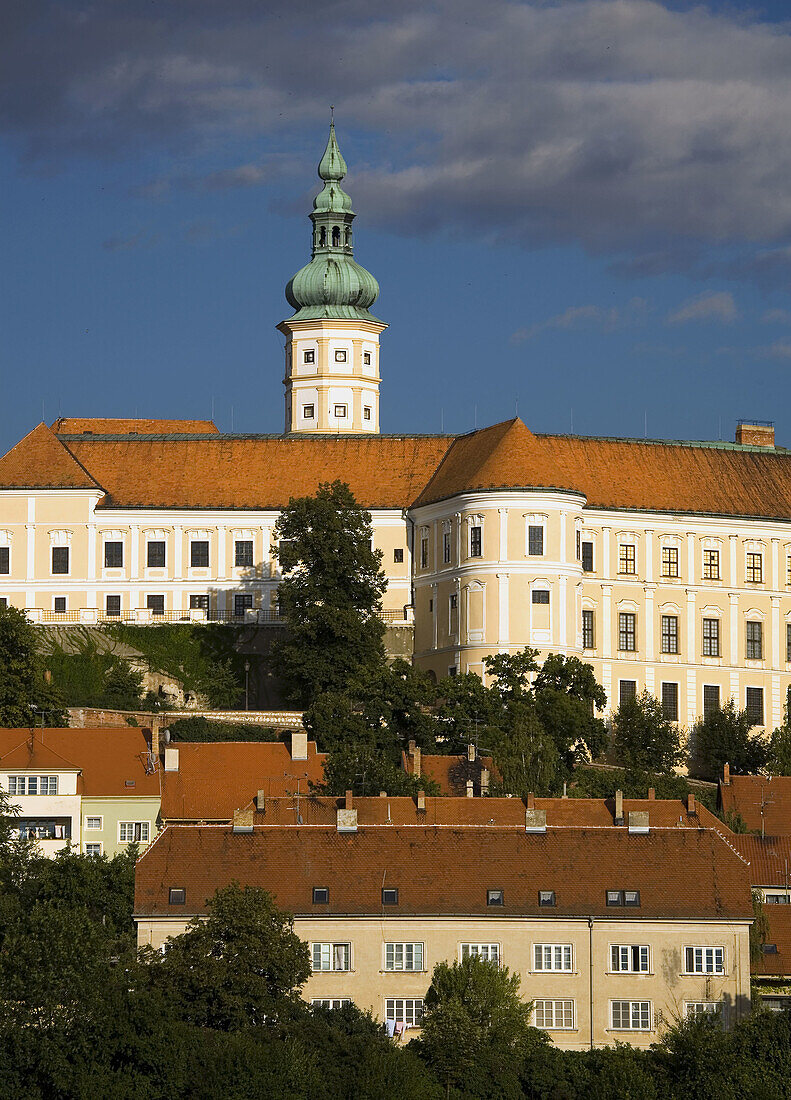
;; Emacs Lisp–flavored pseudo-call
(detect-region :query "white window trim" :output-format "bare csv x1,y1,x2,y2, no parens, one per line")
118,821,150,843
532,943,574,972
683,946,725,975
385,998,424,1027
84,816,103,830
460,943,500,964
534,999,575,1030
609,944,651,973
84,842,103,856
610,1000,653,1031
384,942,425,972
311,942,352,972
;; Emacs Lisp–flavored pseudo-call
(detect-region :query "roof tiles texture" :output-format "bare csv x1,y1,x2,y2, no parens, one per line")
134,824,752,921
52,418,219,434
0,424,100,490
720,776,791,835
729,834,791,885
752,907,791,977
0,728,160,796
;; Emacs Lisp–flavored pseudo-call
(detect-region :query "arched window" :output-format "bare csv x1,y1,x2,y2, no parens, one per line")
332,225,340,247
318,226,326,247
344,226,351,246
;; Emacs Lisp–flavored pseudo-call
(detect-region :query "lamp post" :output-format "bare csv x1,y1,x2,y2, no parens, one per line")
244,659,250,711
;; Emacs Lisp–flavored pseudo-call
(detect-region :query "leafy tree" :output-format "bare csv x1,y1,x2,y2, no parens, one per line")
767,720,791,775
167,716,281,742
416,955,545,1098
484,649,539,700
319,741,440,797
487,703,562,798
690,699,768,780
0,605,67,726
533,654,608,771
750,890,770,965
102,659,144,710
612,690,683,774
272,480,388,705
153,882,310,1030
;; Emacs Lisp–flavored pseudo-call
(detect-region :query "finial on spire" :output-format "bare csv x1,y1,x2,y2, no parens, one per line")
330,104,334,121
318,116,347,182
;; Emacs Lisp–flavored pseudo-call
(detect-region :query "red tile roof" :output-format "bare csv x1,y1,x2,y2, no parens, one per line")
753,907,791,977
720,776,791,835
134,824,752,922
404,752,497,796
728,835,791,885
0,728,160,796
159,740,327,821
0,424,101,490
52,418,219,434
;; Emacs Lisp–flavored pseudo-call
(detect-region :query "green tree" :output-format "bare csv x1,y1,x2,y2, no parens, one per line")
487,703,562,798
102,659,144,710
767,720,791,775
0,605,67,726
612,690,683,774
533,654,608,771
153,882,310,1030
272,480,388,705
690,699,768,780
416,955,544,1098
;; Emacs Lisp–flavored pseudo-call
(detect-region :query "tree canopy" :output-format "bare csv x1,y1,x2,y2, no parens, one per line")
0,605,67,727
612,690,683,774
690,700,768,780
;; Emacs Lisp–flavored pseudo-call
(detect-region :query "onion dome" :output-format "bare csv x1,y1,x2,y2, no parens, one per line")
285,122,381,322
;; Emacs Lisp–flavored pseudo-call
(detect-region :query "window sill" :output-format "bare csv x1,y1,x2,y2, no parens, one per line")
605,971,654,977
606,1028,654,1034
529,970,578,976
380,969,428,975
745,659,765,669
682,972,726,979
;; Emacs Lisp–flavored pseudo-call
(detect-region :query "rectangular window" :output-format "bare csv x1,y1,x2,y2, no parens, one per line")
51,546,69,574
234,594,253,618
385,999,424,1026
703,549,720,580
534,944,573,972
190,594,209,610
662,546,679,578
619,680,637,707
582,609,595,649
787,623,791,663
119,822,150,843
611,1001,651,1030
391,548,403,564
85,843,102,857
470,526,482,557
686,1002,721,1018
606,890,640,907
538,890,556,907
147,541,166,568
334,349,347,363
385,943,424,971
54,597,66,613
104,541,123,568
449,594,458,610
382,888,398,905
363,351,371,365
313,887,329,904
528,525,544,556
311,943,351,972
0,598,7,609
534,1000,574,1030
146,594,165,616
333,404,347,418
302,404,315,419
532,589,550,605
746,621,763,660
303,349,315,363
746,552,763,583
105,595,121,617
461,943,500,964
684,946,725,975
619,612,636,651
703,684,720,718
169,887,186,905
235,540,254,567
0,546,9,574
661,614,679,654
581,541,594,572
661,682,679,721
363,406,372,421
487,888,504,906
576,530,581,559
618,544,636,574
85,816,102,830
764,893,791,904
610,945,650,973
703,618,720,657
312,998,351,1009
746,687,764,725
9,776,58,795
420,537,429,569
190,540,209,568
443,532,451,563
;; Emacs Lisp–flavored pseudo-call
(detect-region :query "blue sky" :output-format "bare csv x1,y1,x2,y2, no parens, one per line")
2,0,791,454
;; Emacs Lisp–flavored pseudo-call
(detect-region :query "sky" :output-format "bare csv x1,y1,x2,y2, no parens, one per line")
2,0,791,454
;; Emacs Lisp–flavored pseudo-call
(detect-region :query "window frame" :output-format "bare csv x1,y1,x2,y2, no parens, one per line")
661,614,679,654
333,403,348,418
168,887,186,905
684,946,725,975
118,821,150,843
610,944,650,973
538,890,556,907
146,540,166,568
746,686,764,725
385,998,424,1026
302,403,315,419
469,524,482,558
312,886,329,904
85,842,103,857
582,608,595,649
619,680,637,707
581,540,594,573
618,543,636,575
85,816,103,830
702,617,720,657
460,943,500,964
534,999,575,1030
527,525,544,557
190,540,210,569
703,548,720,580
103,540,124,569
533,944,573,972
618,612,636,652
234,539,254,568
532,589,550,605
486,888,505,907
51,546,69,575
661,682,679,721
311,942,351,972
0,545,8,575
746,551,763,584
746,620,763,660
385,942,424,972
381,887,399,906
661,545,679,578
611,1000,652,1031
703,684,720,718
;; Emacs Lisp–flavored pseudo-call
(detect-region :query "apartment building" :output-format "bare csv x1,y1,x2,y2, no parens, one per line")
134,817,752,1049
0,727,160,856
2,123,791,726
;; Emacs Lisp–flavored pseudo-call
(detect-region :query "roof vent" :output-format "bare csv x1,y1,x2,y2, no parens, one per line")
164,746,180,772
525,808,547,834
417,790,426,812
628,811,649,835
336,807,358,833
232,806,254,834
291,731,308,761
735,420,774,447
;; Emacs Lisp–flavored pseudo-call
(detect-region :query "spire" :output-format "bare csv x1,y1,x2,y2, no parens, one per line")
284,119,380,322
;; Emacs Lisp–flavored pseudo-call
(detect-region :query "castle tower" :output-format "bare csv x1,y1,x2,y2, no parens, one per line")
278,122,386,434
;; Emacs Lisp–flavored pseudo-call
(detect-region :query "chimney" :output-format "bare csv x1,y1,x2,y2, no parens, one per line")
614,789,624,826
164,746,180,772
723,762,731,786
648,787,656,800
628,811,649,834
466,779,474,798
256,789,266,812
467,742,476,762
525,808,547,833
417,790,426,812
379,790,387,798
526,792,535,810
336,804,358,833
345,789,353,810
291,731,308,761
408,741,421,778
148,718,160,757
480,767,490,796
687,793,696,816
232,806,254,834
735,420,774,448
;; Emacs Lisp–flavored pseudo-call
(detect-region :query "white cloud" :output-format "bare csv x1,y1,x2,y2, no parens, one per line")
666,291,739,325
512,297,648,342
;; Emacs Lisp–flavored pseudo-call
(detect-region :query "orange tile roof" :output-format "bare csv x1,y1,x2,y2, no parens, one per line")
720,776,791,835
415,418,791,518
160,740,327,821
62,434,452,510
0,728,160,796
52,418,219,434
404,753,497,796
0,424,101,490
134,824,752,921
728,834,791,885
751,906,791,978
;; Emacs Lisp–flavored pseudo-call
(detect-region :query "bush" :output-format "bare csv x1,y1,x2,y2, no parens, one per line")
166,717,282,742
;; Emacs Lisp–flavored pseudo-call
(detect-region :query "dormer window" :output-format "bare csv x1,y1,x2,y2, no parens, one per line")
169,887,186,905
607,890,641,907
487,888,504,907
382,888,399,905
313,887,329,904
539,890,556,907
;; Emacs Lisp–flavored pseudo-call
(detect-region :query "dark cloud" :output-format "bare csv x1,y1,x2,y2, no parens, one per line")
4,0,791,279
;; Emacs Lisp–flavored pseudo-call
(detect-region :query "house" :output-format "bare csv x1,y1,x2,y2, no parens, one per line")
719,766,791,835
134,816,753,1049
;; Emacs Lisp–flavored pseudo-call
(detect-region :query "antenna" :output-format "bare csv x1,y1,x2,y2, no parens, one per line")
474,404,478,430
570,407,574,433
230,404,234,432
441,407,444,432
515,394,519,417
644,410,647,439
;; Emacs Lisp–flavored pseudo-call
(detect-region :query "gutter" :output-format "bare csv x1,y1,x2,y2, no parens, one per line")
588,916,595,1051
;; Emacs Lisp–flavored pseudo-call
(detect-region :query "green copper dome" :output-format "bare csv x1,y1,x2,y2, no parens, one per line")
285,122,381,322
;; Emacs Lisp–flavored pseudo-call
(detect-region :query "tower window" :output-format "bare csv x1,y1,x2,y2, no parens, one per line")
332,226,340,247
318,227,326,247
333,404,347,418
344,226,351,245
334,349,347,363
302,404,315,419
363,407,372,421
363,351,371,365
303,350,315,364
